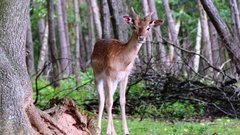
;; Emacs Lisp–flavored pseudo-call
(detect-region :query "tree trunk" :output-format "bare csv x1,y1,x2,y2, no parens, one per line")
141,0,153,62
162,0,182,75
0,0,33,134
193,19,202,73
100,0,111,39
61,0,72,74
200,0,240,75
37,23,49,72
74,0,81,85
48,0,60,87
228,0,240,40
198,0,213,76
26,10,35,77
56,0,70,76
90,0,102,39
148,0,166,69
107,0,125,41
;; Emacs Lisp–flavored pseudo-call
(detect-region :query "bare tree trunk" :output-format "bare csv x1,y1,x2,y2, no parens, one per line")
100,0,111,39
38,19,45,46
148,0,166,68
198,0,213,76
37,23,49,71
61,0,72,74
0,0,33,134
200,0,240,76
193,19,202,73
48,0,60,87
90,0,102,39
229,0,240,40
107,0,126,42
141,0,153,62
162,0,182,75
74,0,81,85
26,11,35,77
56,0,70,76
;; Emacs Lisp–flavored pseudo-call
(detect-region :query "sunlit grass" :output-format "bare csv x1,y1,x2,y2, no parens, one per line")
100,118,240,135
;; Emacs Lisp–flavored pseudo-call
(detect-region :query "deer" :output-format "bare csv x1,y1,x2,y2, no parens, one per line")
91,9,163,135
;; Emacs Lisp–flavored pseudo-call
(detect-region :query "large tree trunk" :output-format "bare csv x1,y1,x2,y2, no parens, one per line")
0,0,33,134
56,0,70,76
200,0,240,75
100,0,111,39
87,0,95,61
162,0,182,75
148,0,166,69
26,10,35,77
90,0,102,39
48,0,60,87
198,0,213,76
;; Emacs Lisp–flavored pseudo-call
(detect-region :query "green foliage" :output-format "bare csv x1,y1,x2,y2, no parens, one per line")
32,68,96,109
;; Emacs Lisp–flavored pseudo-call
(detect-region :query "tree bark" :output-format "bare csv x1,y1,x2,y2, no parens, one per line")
162,0,182,75
193,19,202,73
56,0,70,76
26,10,35,77
100,0,111,39
228,0,240,40
0,0,33,134
141,0,153,62
74,0,81,85
48,0,60,87
200,0,240,75
148,0,166,68
90,0,102,39
198,0,213,76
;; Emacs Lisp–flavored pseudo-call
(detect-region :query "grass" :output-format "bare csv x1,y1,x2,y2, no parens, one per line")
100,118,240,135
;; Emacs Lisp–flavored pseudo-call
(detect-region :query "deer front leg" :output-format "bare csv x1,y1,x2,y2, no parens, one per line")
119,76,130,135
95,79,104,135
106,78,117,135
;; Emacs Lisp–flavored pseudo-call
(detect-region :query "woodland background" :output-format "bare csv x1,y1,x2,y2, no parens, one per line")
1,0,240,134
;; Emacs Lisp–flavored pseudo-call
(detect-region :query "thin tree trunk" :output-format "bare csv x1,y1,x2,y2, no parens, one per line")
90,0,102,39
107,0,125,41
162,0,182,75
100,0,111,39
200,0,240,75
193,19,202,73
37,23,49,71
38,19,45,47
26,11,35,77
141,0,153,62
148,0,166,68
0,0,33,134
48,0,60,87
198,0,213,76
74,0,81,85
228,0,240,40
56,0,70,76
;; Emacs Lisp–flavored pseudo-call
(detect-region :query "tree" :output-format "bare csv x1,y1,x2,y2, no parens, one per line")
90,0,102,39
100,0,111,39
56,0,71,76
200,0,240,75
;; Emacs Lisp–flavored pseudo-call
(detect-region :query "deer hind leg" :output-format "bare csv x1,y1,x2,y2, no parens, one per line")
95,78,104,135
106,78,118,135
119,76,130,135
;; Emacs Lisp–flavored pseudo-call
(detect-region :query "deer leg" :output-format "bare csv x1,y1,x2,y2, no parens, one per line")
95,79,104,135
106,78,117,135
119,76,129,135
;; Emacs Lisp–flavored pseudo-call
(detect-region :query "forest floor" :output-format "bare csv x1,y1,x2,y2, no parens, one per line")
100,117,240,135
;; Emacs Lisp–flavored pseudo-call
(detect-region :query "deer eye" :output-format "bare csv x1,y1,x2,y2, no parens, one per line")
132,26,137,30
146,27,150,31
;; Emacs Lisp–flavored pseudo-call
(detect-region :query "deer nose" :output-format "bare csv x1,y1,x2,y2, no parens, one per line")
137,36,145,42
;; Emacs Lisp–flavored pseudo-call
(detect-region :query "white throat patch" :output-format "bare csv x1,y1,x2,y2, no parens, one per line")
136,43,142,51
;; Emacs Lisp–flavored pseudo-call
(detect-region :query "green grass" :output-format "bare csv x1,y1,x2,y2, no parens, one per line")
100,118,240,135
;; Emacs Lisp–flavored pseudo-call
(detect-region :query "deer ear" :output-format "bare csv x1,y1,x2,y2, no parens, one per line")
123,16,133,25
150,19,163,27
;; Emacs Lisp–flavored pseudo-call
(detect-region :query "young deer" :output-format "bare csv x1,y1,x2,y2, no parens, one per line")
91,9,163,135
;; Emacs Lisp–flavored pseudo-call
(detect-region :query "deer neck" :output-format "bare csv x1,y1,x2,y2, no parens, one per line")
122,34,142,60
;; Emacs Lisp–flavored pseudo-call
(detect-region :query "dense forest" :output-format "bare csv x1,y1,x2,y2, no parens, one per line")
1,0,240,134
